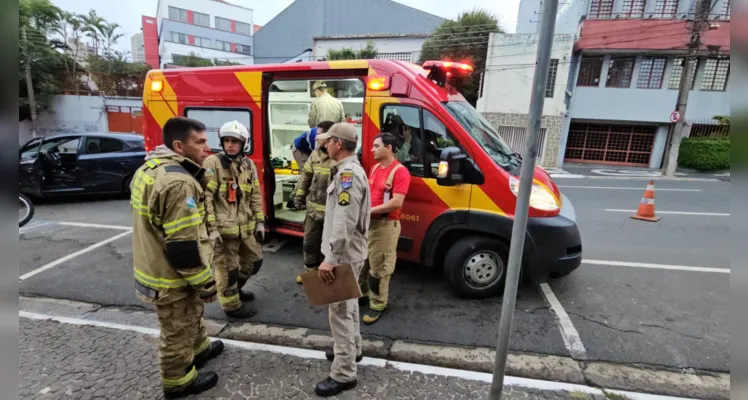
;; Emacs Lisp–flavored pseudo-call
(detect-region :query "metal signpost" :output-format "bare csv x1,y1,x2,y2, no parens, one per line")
488,0,560,398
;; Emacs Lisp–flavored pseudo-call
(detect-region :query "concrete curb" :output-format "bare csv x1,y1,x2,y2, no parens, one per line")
19,296,729,400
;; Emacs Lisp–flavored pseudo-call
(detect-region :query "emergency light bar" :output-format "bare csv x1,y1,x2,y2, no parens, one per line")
422,60,473,87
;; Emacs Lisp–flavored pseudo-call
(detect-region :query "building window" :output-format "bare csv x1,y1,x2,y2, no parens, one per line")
196,36,211,48
654,0,679,18
214,40,231,52
215,17,232,32
668,57,698,89
606,57,635,88
171,32,187,44
377,52,413,62
168,6,188,22
637,57,667,89
577,56,604,87
235,21,252,35
236,44,251,55
194,11,210,27
545,59,559,97
722,0,730,17
700,57,730,91
589,0,614,19
621,0,646,17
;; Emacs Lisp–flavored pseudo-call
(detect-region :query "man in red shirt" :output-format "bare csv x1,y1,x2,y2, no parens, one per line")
360,132,411,324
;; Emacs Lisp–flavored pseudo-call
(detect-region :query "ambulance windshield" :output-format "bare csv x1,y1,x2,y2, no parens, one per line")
443,101,520,170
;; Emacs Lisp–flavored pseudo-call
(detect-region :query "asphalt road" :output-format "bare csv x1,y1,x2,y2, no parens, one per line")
18,176,730,374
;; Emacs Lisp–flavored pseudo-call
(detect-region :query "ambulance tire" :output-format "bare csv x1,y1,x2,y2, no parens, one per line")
444,236,509,299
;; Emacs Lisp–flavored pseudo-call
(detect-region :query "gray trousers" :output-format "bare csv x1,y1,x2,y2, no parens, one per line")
329,261,365,382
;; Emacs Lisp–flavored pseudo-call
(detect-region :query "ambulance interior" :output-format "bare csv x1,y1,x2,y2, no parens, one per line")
268,78,364,224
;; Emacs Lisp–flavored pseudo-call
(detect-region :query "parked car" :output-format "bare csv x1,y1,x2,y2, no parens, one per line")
19,132,146,198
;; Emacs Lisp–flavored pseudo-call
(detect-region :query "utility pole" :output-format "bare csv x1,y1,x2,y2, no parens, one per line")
22,27,39,138
488,0,558,398
663,0,710,177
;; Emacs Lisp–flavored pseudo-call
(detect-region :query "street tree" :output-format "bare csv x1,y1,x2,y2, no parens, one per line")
87,51,151,97
419,9,503,106
326,41,378,60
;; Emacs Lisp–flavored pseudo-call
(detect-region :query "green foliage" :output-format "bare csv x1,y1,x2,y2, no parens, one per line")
712,115,730,125
418,9,503,106
326,41,378,60
678,137,730,171
214,58,241,66
87,52,151,96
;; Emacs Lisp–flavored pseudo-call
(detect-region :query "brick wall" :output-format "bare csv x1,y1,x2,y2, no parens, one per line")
482,112,564,167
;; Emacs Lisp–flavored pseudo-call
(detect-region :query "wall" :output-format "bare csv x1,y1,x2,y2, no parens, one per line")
131,33,145,63
18,96,142,145
142,16,160,69
569,55,730,123
254,0,445,64
159,18,254,66
482,113,565,168
478,33,575,116
313,36,427,62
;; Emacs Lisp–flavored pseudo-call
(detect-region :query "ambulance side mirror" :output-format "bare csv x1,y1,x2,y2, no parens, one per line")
436,146,466,187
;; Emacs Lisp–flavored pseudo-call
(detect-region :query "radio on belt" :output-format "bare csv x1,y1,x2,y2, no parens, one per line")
228,179,237,203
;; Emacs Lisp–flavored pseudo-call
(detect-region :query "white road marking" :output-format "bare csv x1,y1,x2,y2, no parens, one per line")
605,209,729,216
538,283,587,360
559,186,701,192
19,310,696,400
19,221,52,233
262,237,287,253
58,221,133,230
19,230,133,281
550,174,587,179
583,259,730,274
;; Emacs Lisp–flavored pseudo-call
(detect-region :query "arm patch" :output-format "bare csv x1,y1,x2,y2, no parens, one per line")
338,191,350,206
165,240,203,270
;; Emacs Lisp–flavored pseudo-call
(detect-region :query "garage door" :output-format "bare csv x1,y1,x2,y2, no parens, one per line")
564,123,656,166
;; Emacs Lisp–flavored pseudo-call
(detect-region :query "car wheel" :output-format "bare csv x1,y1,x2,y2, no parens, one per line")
444,236,509,299
122,174,134,196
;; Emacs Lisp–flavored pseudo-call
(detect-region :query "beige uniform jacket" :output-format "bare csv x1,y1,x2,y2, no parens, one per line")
203,153,265,238
130,145,217,305
294,148,337,220
308,93,345,128
321,155,371,265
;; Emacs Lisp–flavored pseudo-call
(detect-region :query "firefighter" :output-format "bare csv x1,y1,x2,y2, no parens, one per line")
130,117,222,398
203,120,265,319
314,123,371,397
292,121,337,284
360,132,411,325
287,121,335,210
308,81,345,128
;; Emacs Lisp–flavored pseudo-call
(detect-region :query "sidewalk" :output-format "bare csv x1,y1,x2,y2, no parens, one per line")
20,316,625,400
546,164,729,181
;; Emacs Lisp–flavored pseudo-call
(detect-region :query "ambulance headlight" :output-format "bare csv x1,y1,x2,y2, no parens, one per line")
509,176,560,212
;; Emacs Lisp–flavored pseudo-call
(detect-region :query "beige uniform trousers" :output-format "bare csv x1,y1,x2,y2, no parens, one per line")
360,220,401,311
155,292,210,392
214,235,263,312
329,260,365,383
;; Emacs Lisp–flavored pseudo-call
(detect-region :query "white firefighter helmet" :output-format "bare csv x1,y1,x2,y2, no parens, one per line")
218,120,250,152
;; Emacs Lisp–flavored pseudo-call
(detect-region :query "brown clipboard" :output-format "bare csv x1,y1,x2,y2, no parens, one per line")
300,264,363,306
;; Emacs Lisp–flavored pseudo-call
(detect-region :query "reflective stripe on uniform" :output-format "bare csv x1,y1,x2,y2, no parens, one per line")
239,183,252,192
218,226,240,235
194,337,211,355
255,213,265,221
207,214,216,223
163,210,205,235
207,181,219,190
315,167,331,175
162,365,197,388
134,269,188,289
296,189,306,196
183,266,213,286
304,162,313,172
239,222,257,234
218,292,240,306
145,158,163,169
308,201,326,212
252,179,261,187
130,201,162,225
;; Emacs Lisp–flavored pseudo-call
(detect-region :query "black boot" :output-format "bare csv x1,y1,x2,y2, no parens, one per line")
191,340,224,369
224,304,257,319
239,290,255,301
163,371,219,399
325,349,363,363
314,376,357,397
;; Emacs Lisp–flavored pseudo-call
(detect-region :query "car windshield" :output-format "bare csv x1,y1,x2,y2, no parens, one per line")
443,101,520,169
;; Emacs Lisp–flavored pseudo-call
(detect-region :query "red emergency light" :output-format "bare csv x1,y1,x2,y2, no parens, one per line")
422,60,473,87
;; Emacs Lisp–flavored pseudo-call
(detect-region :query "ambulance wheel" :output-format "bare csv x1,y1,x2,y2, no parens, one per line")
444,236,508,299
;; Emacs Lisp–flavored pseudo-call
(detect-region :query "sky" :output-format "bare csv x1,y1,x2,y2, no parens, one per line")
50,0,521,54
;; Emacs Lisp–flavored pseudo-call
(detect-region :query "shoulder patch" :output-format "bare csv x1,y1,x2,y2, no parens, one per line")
340,171,353,189
185,196,197,209
338,191,350,206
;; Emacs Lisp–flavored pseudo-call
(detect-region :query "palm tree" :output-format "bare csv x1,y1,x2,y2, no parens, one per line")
79,9,105,55
99,21,125,56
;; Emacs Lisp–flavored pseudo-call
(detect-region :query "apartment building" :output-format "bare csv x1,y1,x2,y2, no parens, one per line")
479,0,730,169
141,0,255,68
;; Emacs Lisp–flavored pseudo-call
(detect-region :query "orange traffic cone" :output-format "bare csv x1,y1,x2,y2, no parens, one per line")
631,180,660,222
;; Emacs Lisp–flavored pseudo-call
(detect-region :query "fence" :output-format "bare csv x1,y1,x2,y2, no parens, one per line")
495,126,547,163
684,118,730,138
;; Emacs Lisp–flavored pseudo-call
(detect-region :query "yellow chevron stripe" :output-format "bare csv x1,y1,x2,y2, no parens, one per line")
235,71,263,110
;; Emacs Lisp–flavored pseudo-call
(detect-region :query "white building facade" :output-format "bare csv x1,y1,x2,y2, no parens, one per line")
130,33,145,62
154,0,254,67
